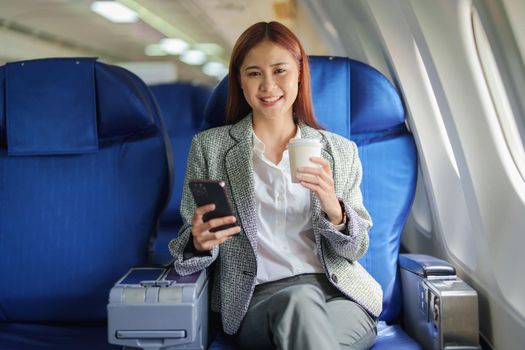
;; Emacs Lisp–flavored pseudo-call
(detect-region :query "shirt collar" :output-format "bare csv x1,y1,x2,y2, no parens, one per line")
252,125,301,154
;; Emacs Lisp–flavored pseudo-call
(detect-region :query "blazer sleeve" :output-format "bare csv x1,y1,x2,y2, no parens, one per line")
316,141,372,262
168,134,219,275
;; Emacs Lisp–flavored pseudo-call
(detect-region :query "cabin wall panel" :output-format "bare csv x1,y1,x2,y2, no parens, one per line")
316,0,525,349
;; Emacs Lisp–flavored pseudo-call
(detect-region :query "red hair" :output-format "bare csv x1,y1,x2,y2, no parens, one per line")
226,21,321,129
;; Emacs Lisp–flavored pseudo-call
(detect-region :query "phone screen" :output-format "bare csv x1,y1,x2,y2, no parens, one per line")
189,180,237,233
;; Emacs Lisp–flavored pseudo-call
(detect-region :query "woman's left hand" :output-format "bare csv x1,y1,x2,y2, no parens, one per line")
296,157,344,225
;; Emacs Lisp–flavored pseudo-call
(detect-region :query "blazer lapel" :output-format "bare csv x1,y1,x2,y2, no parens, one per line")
225,116,258,253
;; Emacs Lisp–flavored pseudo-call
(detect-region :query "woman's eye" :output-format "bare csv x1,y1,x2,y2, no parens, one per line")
275,68,286,74
247,71,260,77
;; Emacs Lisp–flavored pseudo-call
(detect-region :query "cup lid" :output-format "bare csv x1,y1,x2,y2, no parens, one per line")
286,138,322,148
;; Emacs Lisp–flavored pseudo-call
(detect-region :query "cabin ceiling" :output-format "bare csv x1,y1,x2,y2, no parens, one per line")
0,0,326,85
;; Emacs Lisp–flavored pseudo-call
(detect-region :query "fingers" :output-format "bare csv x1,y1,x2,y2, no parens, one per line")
205,215,237,232
296,158,334,192
296,172,327,185
193,213,238,235
297,157,332,180
296,161,338,219
296,157,338,214
309,157,331,173
192,203,216,225
191,204,241,251
193,223,241,251
298,179,323,194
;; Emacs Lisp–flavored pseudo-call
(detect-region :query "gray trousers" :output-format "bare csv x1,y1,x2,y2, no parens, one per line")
235,273,377,350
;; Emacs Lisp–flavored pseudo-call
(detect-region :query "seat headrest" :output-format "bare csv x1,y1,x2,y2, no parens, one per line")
149,83,212,132
0,58,157,155
308,56,351,136
201,78,228,131
203,56,405,136
349,60,405,133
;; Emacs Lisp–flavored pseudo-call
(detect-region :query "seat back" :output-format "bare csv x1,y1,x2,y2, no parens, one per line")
203,56,417,322
348,60,418,321
0,58,171,323
149,82,212,262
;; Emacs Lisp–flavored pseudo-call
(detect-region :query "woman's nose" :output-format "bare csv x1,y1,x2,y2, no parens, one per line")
260,75,275,91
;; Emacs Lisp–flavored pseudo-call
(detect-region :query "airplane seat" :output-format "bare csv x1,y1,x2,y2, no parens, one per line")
343,59,419,349
105,56,478,350
0,57,171,349
202,56,421,349
149,82,212,264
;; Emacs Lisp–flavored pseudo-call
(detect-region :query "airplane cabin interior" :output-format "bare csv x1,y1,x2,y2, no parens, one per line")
1,1,524,349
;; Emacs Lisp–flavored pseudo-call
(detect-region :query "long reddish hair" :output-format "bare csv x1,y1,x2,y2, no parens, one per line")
226,21,321,129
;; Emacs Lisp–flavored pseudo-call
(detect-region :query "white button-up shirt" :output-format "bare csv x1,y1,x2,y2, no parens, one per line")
252,128,325,284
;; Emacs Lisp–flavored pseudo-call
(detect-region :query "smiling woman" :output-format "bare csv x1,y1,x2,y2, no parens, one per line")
225,22,319,129
168,21,380,350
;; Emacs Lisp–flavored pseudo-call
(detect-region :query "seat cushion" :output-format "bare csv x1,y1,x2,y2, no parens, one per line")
207,322,421,349
0,323,119,350
371,322,422,349
208,331,238,350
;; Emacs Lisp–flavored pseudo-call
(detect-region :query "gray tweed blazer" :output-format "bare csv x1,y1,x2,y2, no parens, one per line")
169,115,383,335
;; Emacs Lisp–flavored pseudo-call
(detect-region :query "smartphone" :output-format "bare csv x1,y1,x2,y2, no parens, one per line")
189,179,238,234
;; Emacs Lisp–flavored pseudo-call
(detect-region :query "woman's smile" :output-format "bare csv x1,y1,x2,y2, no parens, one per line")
259,95,284,106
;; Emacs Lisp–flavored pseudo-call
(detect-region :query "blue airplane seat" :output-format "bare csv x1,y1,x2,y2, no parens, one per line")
202,56,421,349
0,58,171,349
149,83,212,264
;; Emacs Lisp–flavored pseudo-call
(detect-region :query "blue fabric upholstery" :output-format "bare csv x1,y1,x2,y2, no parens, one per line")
149,82,212,263
0,323,116,350
0,58,171,348
371,322,421,349
201,78,227,131
308,56,351,136
208,322,422,350
358,134,417,321
349,60,405,133
202,56,418,348
1,58,158,154
5,58,99,155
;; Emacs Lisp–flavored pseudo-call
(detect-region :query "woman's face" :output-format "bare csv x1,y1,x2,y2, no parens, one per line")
239,40,300,122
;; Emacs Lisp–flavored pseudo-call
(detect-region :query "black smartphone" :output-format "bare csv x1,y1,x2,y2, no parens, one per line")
189,179,238,234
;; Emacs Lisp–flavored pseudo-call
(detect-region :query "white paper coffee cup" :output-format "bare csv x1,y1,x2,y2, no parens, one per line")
287,138,322,183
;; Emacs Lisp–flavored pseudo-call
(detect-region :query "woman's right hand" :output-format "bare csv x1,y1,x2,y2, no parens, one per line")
191,203,241,252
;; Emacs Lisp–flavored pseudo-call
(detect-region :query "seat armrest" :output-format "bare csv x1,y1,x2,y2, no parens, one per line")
399,253,456,278
108,267,208,350
399,253,480,350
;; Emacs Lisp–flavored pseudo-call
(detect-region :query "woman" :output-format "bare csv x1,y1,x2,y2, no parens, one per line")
169,21,382,349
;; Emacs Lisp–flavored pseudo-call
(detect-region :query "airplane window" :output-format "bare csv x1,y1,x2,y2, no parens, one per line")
471,8,525,181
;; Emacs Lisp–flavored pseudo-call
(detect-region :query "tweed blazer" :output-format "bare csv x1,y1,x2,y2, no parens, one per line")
169,115,383,335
